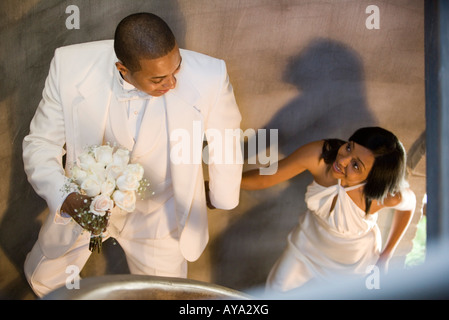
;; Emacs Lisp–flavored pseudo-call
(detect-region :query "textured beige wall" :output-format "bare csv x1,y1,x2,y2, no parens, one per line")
0,0,425,299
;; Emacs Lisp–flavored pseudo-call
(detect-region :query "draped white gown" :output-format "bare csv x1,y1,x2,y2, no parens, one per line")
266,179,382,292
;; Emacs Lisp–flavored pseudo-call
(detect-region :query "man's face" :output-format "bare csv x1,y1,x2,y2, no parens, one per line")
116,44,182,97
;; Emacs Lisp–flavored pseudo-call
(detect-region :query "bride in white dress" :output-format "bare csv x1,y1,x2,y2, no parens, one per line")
241,127,416,292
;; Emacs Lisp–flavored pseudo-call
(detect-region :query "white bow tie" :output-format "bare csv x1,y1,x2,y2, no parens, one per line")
116,89,152,102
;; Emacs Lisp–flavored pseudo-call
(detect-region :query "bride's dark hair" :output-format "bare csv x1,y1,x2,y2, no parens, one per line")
321,127,407,213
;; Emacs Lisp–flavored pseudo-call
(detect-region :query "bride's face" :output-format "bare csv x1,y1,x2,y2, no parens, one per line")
331,141,375,187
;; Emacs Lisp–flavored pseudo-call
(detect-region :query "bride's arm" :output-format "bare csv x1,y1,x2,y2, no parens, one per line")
376,188,416,272
240,140,324,190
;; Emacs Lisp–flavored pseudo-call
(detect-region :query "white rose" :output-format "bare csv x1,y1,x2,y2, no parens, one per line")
106,162,125,180
90,194,114,216
101,177,116,196
87,162,107,182
78,152,96,171
113,148,130,167
81,175,101,197
113,190,136,212
116,172,140,192
71,165,87,185
124,163,144,181
94,145,114,166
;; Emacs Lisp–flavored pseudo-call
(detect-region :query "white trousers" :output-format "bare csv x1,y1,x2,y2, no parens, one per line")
24,197,187,298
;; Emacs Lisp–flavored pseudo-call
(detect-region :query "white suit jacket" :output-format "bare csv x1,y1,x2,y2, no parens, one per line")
23,40,242,261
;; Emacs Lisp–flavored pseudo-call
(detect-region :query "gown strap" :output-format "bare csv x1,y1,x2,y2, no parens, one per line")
337,179,366,192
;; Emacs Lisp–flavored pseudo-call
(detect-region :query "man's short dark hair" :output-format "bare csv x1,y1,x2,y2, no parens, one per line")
114,12,176,72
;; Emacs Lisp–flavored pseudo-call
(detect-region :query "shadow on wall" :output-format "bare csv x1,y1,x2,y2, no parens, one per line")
211,38,377,291
0,0,186,299
270,38,377,156
0,1,59,300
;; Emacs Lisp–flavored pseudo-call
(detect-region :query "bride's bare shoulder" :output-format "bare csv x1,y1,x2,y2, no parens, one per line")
283,140,326,173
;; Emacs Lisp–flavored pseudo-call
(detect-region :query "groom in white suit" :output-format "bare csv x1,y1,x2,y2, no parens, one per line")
22,13,242,297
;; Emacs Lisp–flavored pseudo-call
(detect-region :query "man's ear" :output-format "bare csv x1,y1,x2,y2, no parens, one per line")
115,61,129,77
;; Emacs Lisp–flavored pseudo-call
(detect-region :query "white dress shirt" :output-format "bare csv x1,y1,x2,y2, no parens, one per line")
115,67,151,142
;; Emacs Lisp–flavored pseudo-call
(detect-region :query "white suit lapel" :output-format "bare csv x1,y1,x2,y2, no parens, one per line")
72,66,114,156
164,76,203,227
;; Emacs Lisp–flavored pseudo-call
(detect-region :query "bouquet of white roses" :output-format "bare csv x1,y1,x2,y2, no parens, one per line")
67,144,148,253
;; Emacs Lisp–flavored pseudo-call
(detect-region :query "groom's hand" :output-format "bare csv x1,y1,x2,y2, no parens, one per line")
61,192,91,217
61,192,109,234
